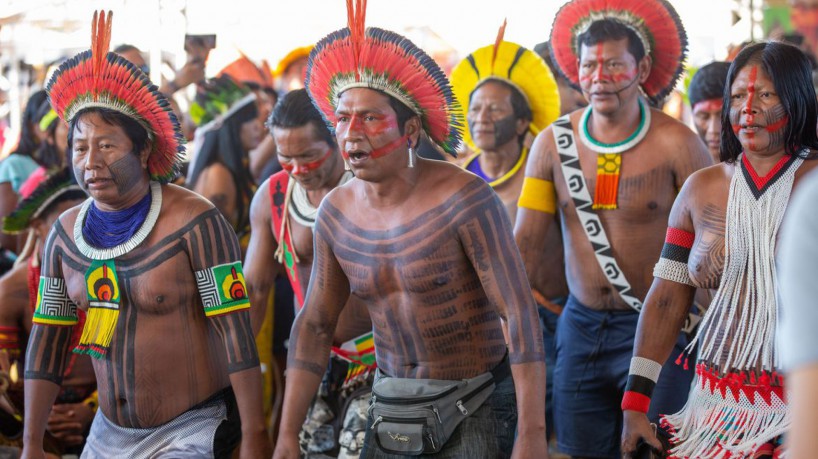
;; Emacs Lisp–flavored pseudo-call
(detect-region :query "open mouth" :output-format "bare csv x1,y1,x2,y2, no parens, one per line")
347,150,371,162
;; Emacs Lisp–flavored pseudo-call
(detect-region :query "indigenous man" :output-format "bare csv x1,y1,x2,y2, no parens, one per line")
514,1,712,457
449,31,565,442
246,88,373,458
273,2,546,458
0,169,89,453
22,12,268,458
688,62,731,164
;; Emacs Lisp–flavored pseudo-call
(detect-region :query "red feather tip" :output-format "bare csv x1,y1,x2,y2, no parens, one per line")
492,18,507,73
91,10,112,78
346,0,367,81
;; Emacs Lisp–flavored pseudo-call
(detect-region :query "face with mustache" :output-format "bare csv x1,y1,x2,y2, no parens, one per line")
728,64,788,155
577,38,648,115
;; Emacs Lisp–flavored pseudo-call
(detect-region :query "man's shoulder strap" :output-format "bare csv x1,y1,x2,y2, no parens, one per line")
551,116,699,333
551,116,643,312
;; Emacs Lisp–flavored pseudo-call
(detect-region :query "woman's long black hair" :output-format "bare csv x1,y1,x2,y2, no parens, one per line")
721,41,818,162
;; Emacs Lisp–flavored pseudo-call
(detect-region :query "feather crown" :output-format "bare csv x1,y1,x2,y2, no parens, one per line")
46,11,184,182
189,75,257,129
305,0,462,156
550,0,688,103
451,20,561,149
3,168,86,234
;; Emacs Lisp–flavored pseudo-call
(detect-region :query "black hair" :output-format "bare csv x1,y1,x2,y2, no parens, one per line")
576,19,646,64
688,61,730,108
387,96,418,137
472,79,533,122
67,107,151,158
720,41,818,163
186,100,258,230
12,90,48,160
267,88,335,148
33,99,66,170
113,44,140,54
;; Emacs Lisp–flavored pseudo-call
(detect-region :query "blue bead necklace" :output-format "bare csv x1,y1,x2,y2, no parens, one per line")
82,190,152,249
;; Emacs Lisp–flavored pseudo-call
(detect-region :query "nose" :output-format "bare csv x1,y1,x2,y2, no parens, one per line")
84,145,103,170
707,115,721,136
340,114,364,145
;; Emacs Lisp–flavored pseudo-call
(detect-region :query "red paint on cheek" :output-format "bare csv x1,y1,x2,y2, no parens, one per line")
282,148,335,175
368,134,408,159
579,43,605,83
765,116,788,133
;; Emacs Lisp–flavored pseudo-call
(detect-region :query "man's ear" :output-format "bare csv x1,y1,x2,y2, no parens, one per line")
638,54,652,84
406,116,422,148
139,143,151,168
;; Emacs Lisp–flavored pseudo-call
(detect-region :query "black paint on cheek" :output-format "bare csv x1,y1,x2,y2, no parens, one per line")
108,153,144,195
493,115,519,147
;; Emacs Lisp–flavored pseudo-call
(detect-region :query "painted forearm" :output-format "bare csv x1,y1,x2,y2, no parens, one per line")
285,314,333,377
24,324,73,384
211,311,260,373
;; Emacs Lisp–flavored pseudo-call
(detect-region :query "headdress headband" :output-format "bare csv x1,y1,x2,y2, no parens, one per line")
451,20,561,149
550,0,688,103
3,169,85,234
306,0,462,155
46,11,184,182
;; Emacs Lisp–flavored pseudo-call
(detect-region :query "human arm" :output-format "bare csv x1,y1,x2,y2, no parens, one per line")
273,206,350,459
620,181,699,456
192,164,238,230
777,171,818,459
244,180,281,335
0,182,20,253
458,181,547,459
188,209,270,458
159,58,205,96
514,129,559,297
22,229,77,457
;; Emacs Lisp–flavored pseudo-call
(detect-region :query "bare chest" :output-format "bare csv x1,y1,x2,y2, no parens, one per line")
62,249,198,317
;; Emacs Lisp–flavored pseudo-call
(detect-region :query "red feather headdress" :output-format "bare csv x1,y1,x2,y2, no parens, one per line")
46,11,184,182
550,0,688,103
305,0,462,155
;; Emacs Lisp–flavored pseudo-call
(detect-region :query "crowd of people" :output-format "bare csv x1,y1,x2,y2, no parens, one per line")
0,0,814,458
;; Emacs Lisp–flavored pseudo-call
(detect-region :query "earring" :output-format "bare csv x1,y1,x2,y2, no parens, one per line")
407,139,415,168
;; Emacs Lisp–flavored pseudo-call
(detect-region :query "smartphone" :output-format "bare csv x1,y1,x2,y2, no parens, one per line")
184,34,217,63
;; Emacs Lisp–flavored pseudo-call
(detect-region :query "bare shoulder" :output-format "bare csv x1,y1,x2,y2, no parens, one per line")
0,262,26,296
681,162,732,196
649,109,699,143
251,177,272,210
54,202,84,236
159,183,222,228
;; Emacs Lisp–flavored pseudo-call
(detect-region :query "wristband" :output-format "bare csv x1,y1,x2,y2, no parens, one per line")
621,357,662,413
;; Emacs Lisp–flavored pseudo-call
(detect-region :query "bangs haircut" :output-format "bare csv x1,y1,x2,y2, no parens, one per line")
268,88,335,148
67,107,150,157
577,19,646,64
720,41,818,163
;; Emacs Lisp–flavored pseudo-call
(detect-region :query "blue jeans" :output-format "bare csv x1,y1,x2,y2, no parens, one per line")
553,296,694,458
360,368,517,458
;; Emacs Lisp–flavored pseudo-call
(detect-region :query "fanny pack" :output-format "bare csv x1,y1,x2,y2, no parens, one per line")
368,356,509,456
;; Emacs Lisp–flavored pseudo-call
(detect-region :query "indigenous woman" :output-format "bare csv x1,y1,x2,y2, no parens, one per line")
186,75,262,248
621,41,818,458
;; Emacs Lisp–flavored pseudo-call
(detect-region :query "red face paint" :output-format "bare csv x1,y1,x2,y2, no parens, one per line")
280,147,334,176
336,110,406,160
693,99,723,115
745,66,758,126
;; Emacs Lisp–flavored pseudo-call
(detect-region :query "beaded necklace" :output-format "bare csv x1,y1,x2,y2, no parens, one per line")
578,98,651,209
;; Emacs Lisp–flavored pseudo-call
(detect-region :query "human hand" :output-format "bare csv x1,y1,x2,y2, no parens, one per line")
171,59,206,90
46,403,94,446
511,430,549,459
621,410,663,457
271,432,300,459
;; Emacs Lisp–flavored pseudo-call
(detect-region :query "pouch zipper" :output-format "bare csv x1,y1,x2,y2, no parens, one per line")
370,415,429,431
456,378,495,415
373,384,459,404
